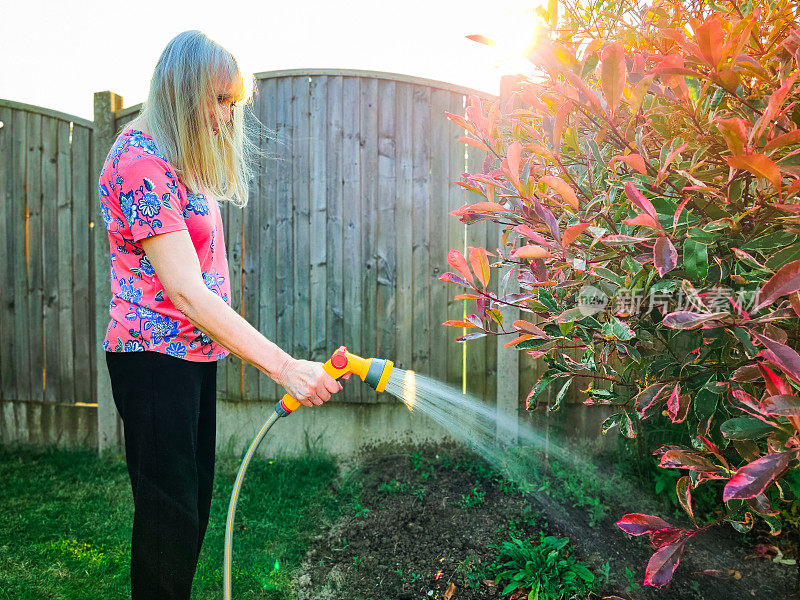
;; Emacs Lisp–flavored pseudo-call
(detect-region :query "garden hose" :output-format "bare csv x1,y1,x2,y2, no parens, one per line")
223,347,393,600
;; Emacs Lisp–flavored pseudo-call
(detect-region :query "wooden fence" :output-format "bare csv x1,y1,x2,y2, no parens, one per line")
0,70,615,453
0,101,96,408
113,69,501,406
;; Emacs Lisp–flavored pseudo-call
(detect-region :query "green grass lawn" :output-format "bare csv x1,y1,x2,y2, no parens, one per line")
0,443,343,600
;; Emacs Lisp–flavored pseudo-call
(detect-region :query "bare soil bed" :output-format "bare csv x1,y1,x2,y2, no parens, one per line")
292,443,795,600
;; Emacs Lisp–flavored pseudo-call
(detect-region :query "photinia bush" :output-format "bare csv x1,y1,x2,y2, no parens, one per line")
442,0,800,587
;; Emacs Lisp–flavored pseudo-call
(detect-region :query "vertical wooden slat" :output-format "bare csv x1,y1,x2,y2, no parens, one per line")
309,76,328,362
275,77,294,361
465,144,487,401
26,112,44,402
12,110,32,402
71,124,92,403
325,76,345,388
428,89,450,386
376,80,396,364
485,215,500,406
0,108,15,400
359,78,379,402
42,117,60,402
56,121,74,404
411,85,431,373
292,76,311,360
341,76,363,403
394,83,413,372
242,105,261,401
446,94,466,391
258,78,278,399
226,199,244,399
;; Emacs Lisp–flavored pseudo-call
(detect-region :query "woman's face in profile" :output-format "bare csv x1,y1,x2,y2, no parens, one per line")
209,80,235,134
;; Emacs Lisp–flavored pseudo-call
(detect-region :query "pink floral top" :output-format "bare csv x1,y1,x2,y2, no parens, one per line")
98,128,231,361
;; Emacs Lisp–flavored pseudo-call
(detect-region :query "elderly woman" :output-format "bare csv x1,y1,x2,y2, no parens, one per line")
97,30,341,599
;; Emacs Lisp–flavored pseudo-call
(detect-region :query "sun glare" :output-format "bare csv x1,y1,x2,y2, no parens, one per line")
477,0,548,75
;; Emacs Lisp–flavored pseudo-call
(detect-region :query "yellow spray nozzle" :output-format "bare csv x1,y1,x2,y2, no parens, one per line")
276,347,394,416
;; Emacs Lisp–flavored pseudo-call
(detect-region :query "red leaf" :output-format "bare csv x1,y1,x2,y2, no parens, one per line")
447,249,475,286
695,16,725,68
650,527,683,549
753,332,800,386
757,360,793,395
468,246,491,290
540,175,579,210
465,34,495,47
754,259,800,310
764,130,800,153
716,117,750,156
511,245,554,259
673,196,692,229
600,43,626,115
562,222,591,248
635,383,670,419
666,384,689,423
645,541,687,587
503,334,533,348
653,236,678,276
659,450,720,473
623,213,661,229
726,153,781,192
611,153,648,175
459,136,490,152
761,394,800,416
513,320,548,338
506,141,522,189
676,476,694,522
443,320,479,328
616,513,673,536
624,182,658,221
439,272,470,287
662,311,727,329
723,452,793,501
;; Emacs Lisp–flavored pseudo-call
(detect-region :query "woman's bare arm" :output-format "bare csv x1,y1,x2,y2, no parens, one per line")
140,230,341,405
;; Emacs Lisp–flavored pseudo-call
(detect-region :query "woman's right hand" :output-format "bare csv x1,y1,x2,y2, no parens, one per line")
277,358,343,407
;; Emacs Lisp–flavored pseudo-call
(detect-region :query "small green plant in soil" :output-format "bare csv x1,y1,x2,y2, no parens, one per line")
489,533,595,599
456,486,486,509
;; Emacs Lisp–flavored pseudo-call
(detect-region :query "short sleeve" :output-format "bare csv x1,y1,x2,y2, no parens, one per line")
116,155,187,242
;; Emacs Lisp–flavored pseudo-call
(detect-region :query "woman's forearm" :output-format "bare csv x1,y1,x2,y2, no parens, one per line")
172,282,292,382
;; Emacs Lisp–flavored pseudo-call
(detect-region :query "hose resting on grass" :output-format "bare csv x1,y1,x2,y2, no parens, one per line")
223,410,281,600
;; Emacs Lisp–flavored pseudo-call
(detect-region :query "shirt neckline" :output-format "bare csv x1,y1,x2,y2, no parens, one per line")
123,128,153,139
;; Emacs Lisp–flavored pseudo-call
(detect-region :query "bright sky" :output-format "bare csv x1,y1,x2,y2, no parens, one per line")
0,0,544,122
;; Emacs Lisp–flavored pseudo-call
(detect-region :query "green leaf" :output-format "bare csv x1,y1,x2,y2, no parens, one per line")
601,317,635,341
694,383,720,417
550,379,573,412
683,239,708,280
720,417,774,440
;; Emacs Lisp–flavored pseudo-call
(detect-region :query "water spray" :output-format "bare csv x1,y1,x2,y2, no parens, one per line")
223,346,395,600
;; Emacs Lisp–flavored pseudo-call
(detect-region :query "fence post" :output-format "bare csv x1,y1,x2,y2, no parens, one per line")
495,75,522,444
93,91,124,454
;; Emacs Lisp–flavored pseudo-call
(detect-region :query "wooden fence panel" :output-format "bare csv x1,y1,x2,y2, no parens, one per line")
242,105,261,401
325,76,345,372
0,108,15,401
42,116,61,403
394,82,414,373
376,80,396,363
71,124,93,403
56,121,74,404
257,78,279,400
308,76,328,363
26,113,44,403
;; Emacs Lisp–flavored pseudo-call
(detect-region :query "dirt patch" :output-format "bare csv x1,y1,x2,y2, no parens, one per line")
293,443,795,600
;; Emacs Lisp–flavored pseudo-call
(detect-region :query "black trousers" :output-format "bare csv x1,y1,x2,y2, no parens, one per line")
106,351,217,600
